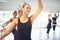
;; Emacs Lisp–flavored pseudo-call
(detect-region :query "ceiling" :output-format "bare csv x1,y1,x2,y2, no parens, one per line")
0,0,60,12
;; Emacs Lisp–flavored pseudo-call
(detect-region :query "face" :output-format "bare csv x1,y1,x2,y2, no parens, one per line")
18,12,22,17
22,4,31,15
48,14,51,18
54,14,56,17
13,13,17,17
48,15,50,18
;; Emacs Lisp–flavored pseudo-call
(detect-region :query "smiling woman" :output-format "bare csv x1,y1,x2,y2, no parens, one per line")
0,0,43,40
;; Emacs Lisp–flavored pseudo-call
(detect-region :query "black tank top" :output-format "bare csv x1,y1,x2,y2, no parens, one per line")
16,18,32,40
47,19,51,28
52,15,59,24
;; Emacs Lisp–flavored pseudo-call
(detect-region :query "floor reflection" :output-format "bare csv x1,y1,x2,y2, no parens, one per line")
32,27,60,40
0,26,60,40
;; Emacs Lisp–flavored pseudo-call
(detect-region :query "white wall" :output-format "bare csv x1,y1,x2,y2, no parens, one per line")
0,0,60,12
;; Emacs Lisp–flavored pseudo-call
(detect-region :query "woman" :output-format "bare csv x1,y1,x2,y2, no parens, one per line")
0,0,43,40
52,13,59,31
2,11,17,27
0,11,17,40
1,11,17,35
14,10,22,40
47,14,52,37
18,10,22,18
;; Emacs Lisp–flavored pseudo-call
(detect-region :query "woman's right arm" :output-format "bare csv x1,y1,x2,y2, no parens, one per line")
1,18,17,39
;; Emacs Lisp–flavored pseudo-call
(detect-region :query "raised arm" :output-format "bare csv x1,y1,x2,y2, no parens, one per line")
0,19,17,39
30,0,43,23
56,13,59,18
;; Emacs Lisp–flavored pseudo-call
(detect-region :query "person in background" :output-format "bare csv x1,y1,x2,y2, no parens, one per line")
2,11,17,27
0,11,17,40
14,10,22,40
18,10,22,18
52,11,59,32
47,14,52,37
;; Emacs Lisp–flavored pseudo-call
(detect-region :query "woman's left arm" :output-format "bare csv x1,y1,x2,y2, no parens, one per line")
30,0,43,23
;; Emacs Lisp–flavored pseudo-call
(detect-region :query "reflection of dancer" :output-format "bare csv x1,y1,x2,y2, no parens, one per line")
53,31,56,40
0,0,43,40
47,14,52,37
52,13,59,31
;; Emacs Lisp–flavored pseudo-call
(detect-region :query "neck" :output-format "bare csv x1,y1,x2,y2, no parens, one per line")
48,17,50,19
21,13,28,19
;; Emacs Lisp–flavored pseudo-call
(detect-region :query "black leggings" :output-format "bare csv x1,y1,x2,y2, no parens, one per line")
53,25,56,31
47,28,51,34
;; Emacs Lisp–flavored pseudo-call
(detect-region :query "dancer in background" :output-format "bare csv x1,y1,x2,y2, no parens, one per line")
2,11,17,27
47,14,52,37
14,10,22,40
2,11,17,35
52,11,59,32
0,10,22,40
0,11,17,40
18,10,22,18
0,0,43,40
